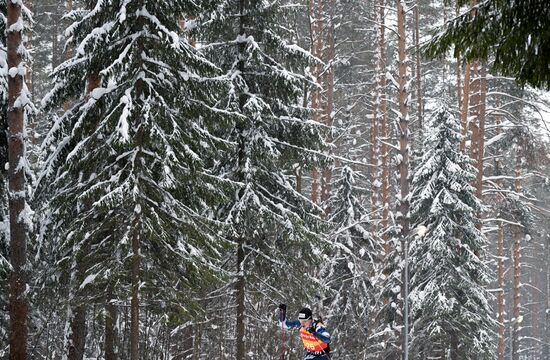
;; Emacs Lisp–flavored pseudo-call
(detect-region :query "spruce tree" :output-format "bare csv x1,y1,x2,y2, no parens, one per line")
408,106,496,359
323,165,380,358
198,0,326,356
36,0,230,357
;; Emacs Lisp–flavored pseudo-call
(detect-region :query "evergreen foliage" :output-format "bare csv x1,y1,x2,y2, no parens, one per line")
424,0,550,89
0,0,548,358
36,0,231,335
197,0,326,353
323,165,380,358
408,106,496,359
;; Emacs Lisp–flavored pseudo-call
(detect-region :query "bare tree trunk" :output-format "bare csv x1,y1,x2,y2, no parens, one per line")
496,222,506,360
511,158,522,360
459,63,471,152
64,0,73,112
105,286,117,360
7,0,29,357
478,64,487,198
469,61,486,249
67,304,87,360
370,78,379,226
450,331,459,360
377,0,389,254
177,325,194,360
321,0,335,213
193,323,202,360
456,58,462,110
235,238,246,360
397,0,410,357
455,4,462,111
66,263,90,360
530,254,543,359
310,0,324,205
25,0,33,99
470,61,480,164
52,3,59,70
413,0,422,130
130,222,141,360
494,108,506,358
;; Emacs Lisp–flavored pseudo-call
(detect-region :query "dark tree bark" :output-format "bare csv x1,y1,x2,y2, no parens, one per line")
310,0,324,205
321,0,335,212
396,0,410,357
130,222,141,360
511,157,522,360
105,287,117,360
235,239,246,360
67,305,87,360
376,0,389,253
7,0,29,358
413,0,422,130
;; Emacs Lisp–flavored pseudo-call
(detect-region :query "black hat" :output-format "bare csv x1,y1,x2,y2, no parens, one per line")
298,307,312,320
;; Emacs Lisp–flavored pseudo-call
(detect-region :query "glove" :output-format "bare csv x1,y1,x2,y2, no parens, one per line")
279,304,287,321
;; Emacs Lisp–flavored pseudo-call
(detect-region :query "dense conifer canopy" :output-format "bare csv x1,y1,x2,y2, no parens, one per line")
424,0,550,89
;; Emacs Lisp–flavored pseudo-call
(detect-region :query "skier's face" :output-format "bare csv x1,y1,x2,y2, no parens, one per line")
299,319,312,328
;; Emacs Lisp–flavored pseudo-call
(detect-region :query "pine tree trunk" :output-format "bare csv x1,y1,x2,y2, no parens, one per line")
531,264,541,358
177,325,194,360
321,0,335,212
396,0,410,358
455,4,462,111
130,224,141,360
235,238,246,360
52,3,59,70
413,0,422,130
7,0,29,357
234,1,248,354
377,0,389,253
471,62,486,200
397,0,409,237
470,61,480,164
460,63,471,152
450,332,459,360
68,304,87,360
64,0,73,112
26,0,33,99
511,159,522,360
370,80,379,225
310,0,324,205
105,287,117,360
496,223,506,359
493,98,506,360
478,64,487,198
296,167,302,193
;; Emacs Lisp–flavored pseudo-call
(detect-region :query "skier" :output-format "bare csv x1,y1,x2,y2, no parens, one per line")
278,304,331,360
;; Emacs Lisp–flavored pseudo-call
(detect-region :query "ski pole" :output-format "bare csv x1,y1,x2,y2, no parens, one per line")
279,305,286,359
313,337,331,360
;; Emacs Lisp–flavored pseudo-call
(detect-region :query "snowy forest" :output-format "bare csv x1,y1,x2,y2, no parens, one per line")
0,0,549,359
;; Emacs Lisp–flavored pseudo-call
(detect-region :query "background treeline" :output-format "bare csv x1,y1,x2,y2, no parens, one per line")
0,0,549,359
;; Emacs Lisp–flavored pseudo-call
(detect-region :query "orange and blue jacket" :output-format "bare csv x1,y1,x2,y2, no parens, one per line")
281,319,331,359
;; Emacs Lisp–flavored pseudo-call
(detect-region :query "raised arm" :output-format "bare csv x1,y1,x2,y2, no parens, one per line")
278,303,301,330
308,321,331,343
